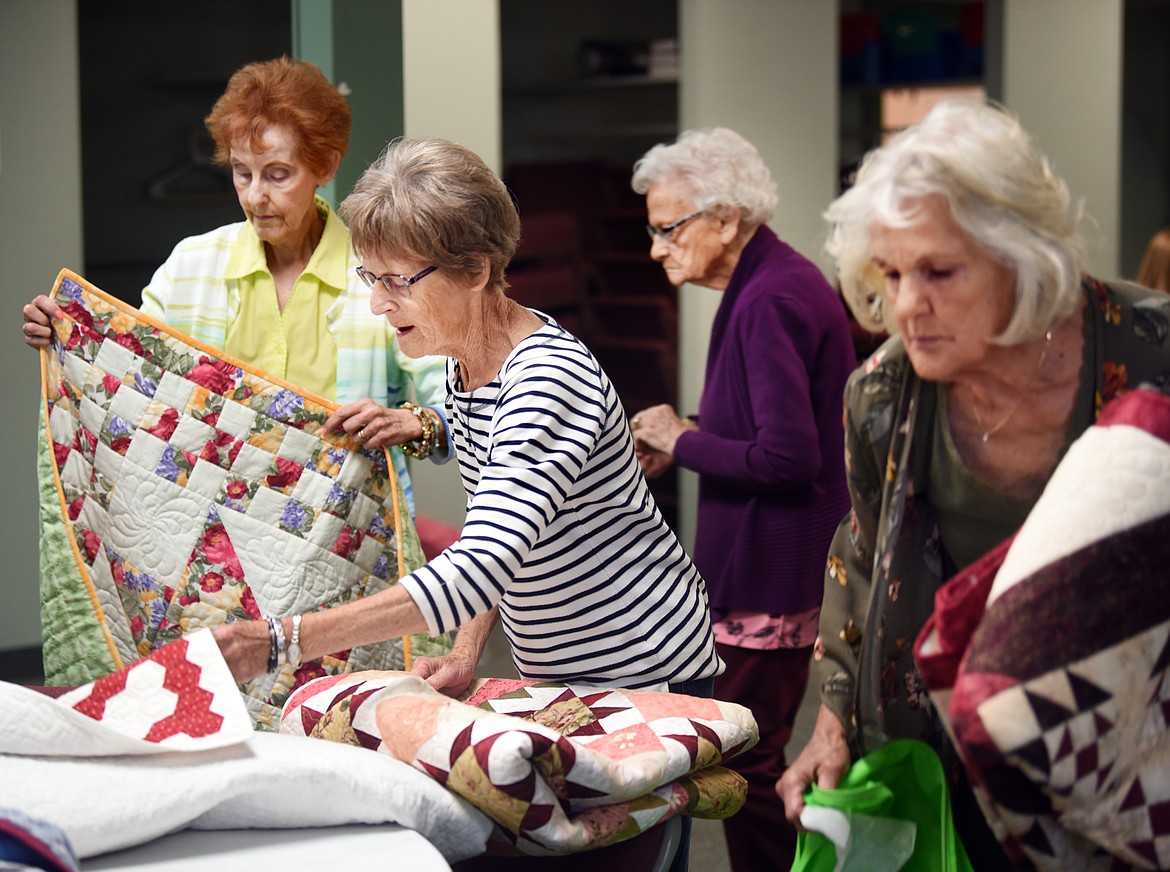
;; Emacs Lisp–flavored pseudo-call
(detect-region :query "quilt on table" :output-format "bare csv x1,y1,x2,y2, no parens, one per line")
38,268,437,727
0,630,492,861
914,386,1170,870
281,672,755,856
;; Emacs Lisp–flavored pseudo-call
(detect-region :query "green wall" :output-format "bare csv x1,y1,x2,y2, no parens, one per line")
293,0,405,206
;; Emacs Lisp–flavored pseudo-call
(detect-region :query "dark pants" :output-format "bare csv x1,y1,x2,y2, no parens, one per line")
714,642,813,872
950,764,1013,870
666,674,716,872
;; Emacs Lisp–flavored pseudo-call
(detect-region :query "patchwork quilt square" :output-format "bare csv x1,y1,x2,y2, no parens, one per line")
56,628,255,751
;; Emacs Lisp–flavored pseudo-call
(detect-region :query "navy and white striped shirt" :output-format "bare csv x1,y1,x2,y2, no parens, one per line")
397,318,722,689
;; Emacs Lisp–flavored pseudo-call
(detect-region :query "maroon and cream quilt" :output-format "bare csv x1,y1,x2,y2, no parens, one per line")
915,386,1170,870
281,672,756,855
39,269,430,727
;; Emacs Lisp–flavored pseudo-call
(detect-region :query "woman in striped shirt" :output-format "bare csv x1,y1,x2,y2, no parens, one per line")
213,137,722,699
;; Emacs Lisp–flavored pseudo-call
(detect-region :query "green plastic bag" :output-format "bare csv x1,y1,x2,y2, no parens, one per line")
792,739,973,872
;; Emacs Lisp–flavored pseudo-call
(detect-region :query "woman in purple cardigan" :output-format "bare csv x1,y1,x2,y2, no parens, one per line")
630,128,856,872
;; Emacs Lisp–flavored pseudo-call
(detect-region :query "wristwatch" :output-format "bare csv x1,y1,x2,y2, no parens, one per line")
287,614,303,669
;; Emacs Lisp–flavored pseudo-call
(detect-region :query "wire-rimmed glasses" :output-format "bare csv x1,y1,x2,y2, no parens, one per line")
645,210,704,245
354,264,438,299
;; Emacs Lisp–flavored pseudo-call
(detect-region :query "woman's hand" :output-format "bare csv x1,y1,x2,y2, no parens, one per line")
211,619,271,685
776,703,853,823
21,295,63,349
635,443,674,479
413,608,497,697
325,399,425,449
630,404,696,468
411,649,479,698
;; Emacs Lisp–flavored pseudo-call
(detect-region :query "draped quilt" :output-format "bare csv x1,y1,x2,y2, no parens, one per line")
38,268,436,727
915,386,1170,870
0,630,492,862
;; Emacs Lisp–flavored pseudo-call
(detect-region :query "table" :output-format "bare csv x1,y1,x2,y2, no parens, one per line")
84,824,451,871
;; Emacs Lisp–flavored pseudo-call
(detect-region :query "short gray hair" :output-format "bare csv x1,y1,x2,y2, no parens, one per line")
827,99,1086,344
632,127,778,227
340,137,520,288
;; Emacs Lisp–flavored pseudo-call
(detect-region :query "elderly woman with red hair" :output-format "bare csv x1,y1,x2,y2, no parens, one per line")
26,56,449,491
22,57,450,684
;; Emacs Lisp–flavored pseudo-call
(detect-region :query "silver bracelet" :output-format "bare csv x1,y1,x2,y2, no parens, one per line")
265,615,286,673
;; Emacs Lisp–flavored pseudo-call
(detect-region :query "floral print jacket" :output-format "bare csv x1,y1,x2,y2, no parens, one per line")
813,277,1170,759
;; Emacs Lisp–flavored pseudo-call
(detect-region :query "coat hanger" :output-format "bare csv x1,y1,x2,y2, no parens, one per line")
146,127,234,204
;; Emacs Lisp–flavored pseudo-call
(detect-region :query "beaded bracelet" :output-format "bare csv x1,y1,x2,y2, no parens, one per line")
401,401,438,460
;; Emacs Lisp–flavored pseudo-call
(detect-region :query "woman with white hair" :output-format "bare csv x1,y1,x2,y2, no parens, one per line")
778,99,1170,867
629,128,856,872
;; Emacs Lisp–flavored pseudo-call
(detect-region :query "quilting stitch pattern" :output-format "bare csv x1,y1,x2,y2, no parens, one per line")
41,269,432,727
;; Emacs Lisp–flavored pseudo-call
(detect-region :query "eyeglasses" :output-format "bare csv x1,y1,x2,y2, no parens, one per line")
355,264,438,297
645,210,704,245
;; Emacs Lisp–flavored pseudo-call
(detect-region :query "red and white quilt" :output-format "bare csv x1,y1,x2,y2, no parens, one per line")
281,673,757,855
0,630,491,861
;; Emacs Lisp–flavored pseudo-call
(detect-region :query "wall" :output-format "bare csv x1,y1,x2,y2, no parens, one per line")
0,0,1149,657
403,0,502,174
0,0,84,651
294,0,406,207
400,0,503,529
673,0,839,548
1003,0,1123,279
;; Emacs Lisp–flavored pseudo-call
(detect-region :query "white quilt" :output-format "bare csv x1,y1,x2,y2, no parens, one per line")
0,631,491,863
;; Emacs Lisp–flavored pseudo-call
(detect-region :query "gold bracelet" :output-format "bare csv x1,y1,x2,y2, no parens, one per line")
401,401,438,459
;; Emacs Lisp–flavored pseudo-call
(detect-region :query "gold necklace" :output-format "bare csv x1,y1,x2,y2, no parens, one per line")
968,329,1053,443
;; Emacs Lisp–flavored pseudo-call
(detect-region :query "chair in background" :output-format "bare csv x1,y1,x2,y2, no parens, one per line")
414,514,460,562
590,335,678,421
505,162,611,256
591,252,675,301
590,295,676,343
506,210,594,338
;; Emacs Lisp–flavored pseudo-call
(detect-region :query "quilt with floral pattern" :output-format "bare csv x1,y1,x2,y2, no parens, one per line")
280,672,756,855
38,268,432,727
